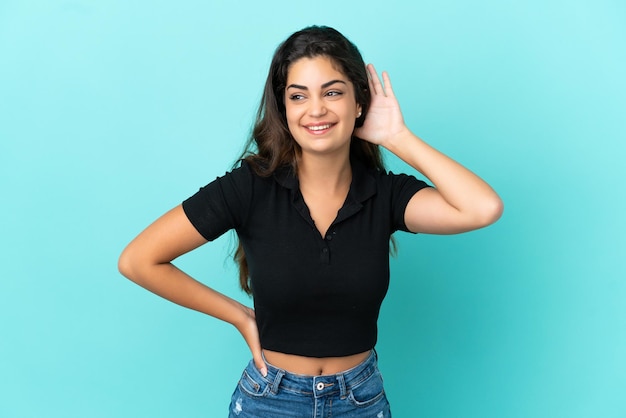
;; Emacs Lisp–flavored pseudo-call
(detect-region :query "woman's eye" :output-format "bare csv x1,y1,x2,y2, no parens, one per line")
326,91,343,97
289,94,305,101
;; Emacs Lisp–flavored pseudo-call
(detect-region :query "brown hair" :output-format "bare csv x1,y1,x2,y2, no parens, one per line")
235,26,387,294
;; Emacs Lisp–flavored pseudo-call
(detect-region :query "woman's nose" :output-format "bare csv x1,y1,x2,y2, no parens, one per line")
308,97,327,117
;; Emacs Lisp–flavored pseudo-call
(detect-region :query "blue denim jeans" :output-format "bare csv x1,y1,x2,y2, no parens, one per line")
228,350,391,417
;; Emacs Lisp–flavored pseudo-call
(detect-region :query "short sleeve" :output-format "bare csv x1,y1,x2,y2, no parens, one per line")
389,172,430,233
182,161,254,241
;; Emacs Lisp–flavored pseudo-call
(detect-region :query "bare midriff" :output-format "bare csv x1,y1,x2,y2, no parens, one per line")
263,349,371,376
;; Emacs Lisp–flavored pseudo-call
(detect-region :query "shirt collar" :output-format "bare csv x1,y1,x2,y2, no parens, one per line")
273,158,377,203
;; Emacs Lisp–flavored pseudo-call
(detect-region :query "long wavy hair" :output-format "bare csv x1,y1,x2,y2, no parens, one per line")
235,26,387,294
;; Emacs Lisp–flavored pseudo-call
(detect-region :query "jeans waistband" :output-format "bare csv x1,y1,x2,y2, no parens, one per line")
260,350,378,399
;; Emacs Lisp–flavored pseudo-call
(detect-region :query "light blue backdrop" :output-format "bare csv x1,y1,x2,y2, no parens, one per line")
1,0,624,417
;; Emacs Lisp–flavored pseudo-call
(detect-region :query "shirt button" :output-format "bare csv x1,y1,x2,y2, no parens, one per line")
316,382,324,391
325,235,332,241
322,248,328,253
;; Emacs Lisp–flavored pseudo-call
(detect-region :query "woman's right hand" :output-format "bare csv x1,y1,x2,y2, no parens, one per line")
236,305,267,377
119,205,269,377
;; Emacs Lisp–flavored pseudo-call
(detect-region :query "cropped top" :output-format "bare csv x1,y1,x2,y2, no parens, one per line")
182,159,429,357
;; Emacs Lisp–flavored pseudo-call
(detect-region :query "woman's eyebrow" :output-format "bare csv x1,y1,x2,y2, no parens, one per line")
286,79,347,90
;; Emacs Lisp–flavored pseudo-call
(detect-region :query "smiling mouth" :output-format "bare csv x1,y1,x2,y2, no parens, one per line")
305,123,335,133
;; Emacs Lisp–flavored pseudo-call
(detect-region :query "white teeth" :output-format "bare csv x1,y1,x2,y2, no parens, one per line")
308,124,331,131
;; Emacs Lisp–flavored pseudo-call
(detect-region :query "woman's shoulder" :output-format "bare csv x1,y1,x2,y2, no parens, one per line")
353,160,431,199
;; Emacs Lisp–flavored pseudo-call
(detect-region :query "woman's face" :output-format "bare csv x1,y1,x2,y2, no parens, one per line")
284,56,362,158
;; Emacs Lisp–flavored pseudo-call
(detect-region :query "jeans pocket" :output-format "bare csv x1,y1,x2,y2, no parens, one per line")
237,363,271,398
347,370,387,408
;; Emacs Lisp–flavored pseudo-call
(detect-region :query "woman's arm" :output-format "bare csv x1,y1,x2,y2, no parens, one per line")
386,129,503,234
355,64,503,234
118,205,267,375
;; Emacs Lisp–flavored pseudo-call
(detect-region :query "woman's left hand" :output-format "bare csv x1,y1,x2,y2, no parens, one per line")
354,64,408,147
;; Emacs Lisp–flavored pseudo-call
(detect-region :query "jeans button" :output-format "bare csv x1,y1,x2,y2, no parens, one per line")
316,382,324,391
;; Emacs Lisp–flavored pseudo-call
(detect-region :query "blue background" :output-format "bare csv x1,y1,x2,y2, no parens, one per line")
1,0,625,416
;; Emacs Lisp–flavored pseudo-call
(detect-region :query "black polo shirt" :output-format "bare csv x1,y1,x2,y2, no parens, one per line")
182,159,429,357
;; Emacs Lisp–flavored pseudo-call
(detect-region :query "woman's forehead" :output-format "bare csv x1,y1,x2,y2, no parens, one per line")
286,56,348,84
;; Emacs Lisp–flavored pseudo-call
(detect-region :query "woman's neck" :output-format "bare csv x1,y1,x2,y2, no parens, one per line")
297,152,352,193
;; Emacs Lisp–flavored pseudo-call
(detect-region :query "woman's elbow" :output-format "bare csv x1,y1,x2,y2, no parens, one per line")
476,195,504,228
117,248,132,279
118,245,141,281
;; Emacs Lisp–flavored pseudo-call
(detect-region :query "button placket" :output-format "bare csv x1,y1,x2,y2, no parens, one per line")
319,229,335,264
320,245,330,263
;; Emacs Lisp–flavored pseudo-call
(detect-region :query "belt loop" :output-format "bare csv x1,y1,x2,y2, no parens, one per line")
337,373,347,399
270,369,285,395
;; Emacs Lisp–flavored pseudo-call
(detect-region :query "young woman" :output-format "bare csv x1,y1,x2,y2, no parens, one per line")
119,26,503,417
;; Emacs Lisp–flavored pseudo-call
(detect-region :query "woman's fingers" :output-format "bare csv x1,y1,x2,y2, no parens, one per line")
252,347,267,377
381,71,395,98
366,64,383,96
240,307,267,377
366,64,392,97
